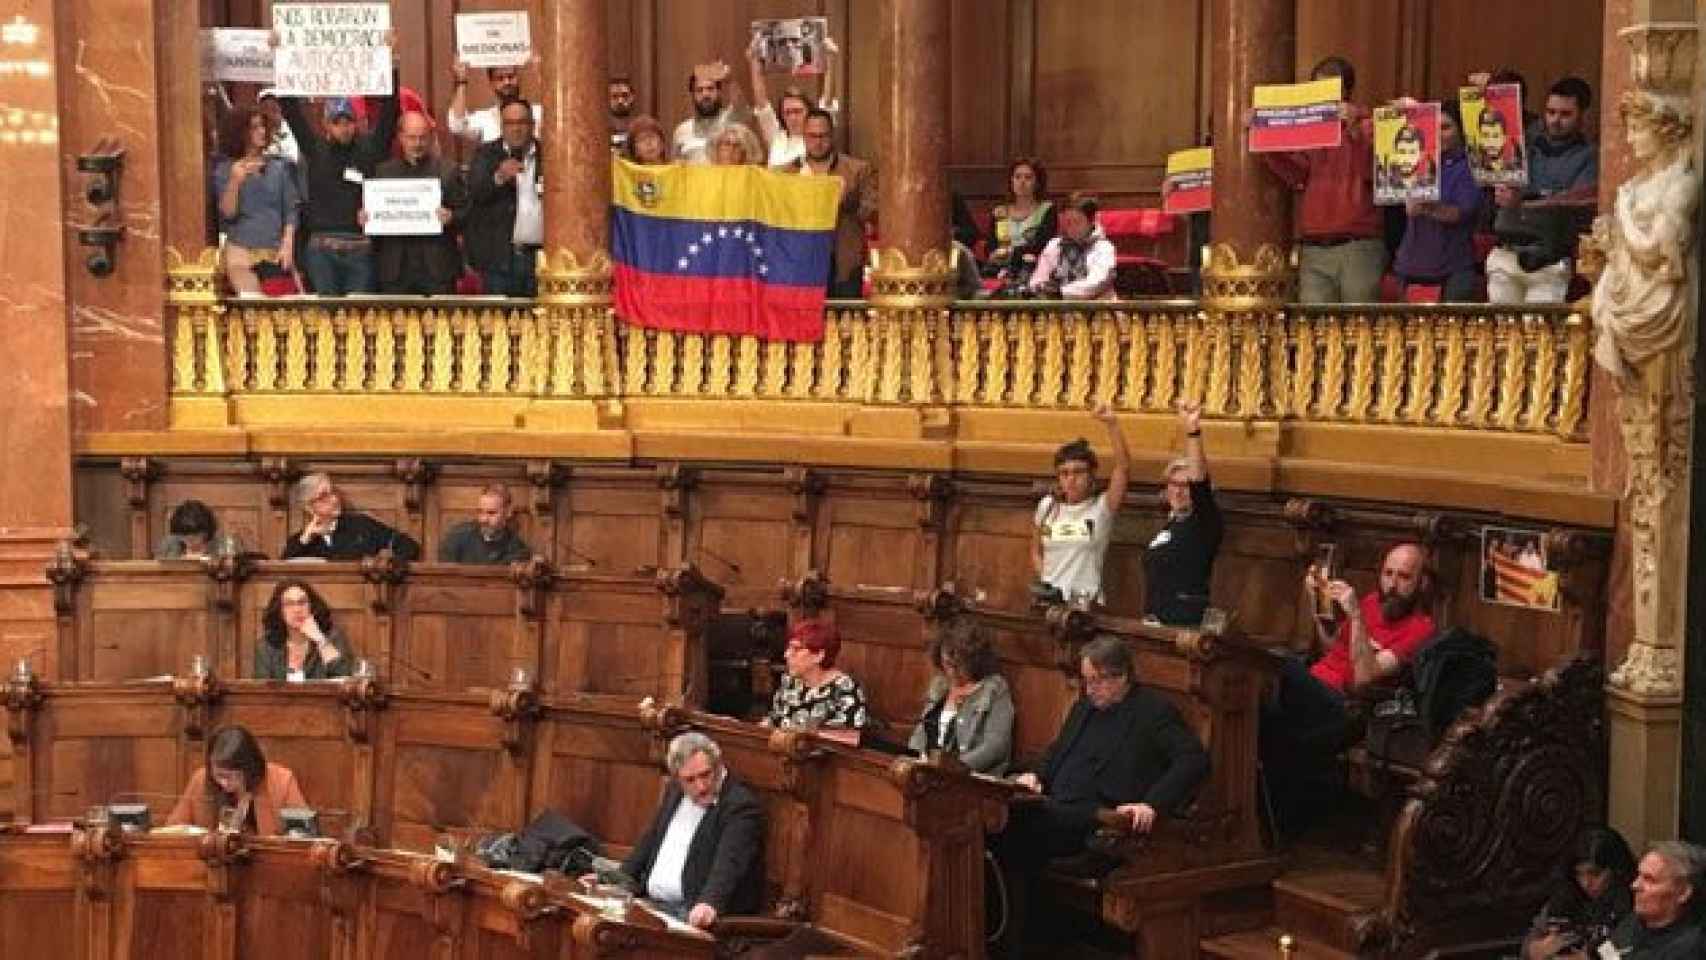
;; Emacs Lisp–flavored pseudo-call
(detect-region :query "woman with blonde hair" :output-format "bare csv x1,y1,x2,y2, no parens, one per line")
711,122,764,166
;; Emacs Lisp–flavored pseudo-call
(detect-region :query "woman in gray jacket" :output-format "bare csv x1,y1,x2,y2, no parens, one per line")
907,619,1015,775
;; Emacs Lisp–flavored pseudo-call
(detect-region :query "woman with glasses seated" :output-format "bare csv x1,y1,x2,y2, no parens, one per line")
167,725,306,835
255,579,354,681
764,620,868,746
907,619,1014,775
1031,403,1130,608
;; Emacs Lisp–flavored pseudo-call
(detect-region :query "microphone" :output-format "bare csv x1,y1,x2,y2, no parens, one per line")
696,546,742,580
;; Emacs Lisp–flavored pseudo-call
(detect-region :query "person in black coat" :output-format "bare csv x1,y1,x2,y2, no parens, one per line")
616,731,765,928
280,472,420,563
463,98,544,297
366,111,467,295
990,635,1209,957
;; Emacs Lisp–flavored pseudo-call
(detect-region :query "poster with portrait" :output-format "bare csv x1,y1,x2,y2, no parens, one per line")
1161,147,1212,216
1479,525,1562,612
1373,102,1441,205
749,17,828,76
1461,83,1529,188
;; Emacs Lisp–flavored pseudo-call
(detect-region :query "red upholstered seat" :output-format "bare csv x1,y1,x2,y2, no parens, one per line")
1099,207,1178,296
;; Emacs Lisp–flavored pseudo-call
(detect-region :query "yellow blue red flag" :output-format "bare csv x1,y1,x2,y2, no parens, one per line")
612,158,841,342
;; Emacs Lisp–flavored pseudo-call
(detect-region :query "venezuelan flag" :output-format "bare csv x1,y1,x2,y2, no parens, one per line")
612,158,842,342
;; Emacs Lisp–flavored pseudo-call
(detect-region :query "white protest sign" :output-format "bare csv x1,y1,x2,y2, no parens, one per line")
455,11,531,69
363,179,443,236
201,29,276,83
272,3,392,97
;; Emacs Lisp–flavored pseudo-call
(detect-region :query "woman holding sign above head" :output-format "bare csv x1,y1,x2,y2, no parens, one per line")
212,106,301,295
1031,402,1130,608
746,32,839,168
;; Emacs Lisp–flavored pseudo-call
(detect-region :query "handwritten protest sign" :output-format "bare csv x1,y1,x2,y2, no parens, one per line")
1161,147,1212,215
362,179,442,236
201,29,275,84
1249,77,1342,152
750,17,829,76
272,3,392,97
1462,83,1528,187
1373,102,1441,205
455,11,531,69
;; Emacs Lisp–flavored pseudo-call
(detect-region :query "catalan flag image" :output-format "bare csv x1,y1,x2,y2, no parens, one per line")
1480,526,1561,612
1249,76,1343,153
611,158,842,342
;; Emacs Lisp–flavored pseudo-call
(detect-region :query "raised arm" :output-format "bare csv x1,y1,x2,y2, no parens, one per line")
1091,402,1130,508
1177,401,1207,480
445,60,476,142
819,38,840,112
746,45,777,150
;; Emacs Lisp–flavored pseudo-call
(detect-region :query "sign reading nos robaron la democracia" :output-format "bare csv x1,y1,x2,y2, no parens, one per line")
272,3,392,98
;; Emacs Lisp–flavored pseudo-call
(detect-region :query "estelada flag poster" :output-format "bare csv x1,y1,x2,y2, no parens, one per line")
1372,102,1441,206
1461,83,1528,188
1479,525,1561,612
1162,147,1212,216
1249,77,1342,152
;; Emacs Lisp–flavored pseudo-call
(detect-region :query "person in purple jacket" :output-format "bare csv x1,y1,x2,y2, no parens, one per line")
1392,99,1486,302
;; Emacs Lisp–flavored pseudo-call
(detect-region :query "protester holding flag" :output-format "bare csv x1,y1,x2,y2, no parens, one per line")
779,109,875,298
624,116,670,165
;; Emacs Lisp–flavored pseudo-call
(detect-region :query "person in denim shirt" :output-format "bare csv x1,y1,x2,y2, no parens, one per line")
212,105,300,295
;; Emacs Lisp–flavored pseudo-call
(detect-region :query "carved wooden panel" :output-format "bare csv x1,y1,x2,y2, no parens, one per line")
691,477,796,611
532,710,662,851
945,498,1036,611
560,480,662,576
818,487,928,593
74,567,213,681
394,571,525,692
380,700,518,850
30,692,181,821
547,580,672,697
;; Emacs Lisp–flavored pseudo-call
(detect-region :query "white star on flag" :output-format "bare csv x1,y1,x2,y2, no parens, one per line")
674,222,773,279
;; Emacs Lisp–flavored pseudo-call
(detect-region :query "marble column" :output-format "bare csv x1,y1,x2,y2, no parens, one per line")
0,1,77,679
1203,0,1296,309
530,0,619,431
873,0,950,271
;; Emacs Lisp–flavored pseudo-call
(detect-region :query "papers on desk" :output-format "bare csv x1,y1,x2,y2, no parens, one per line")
635,900,712,938
154,825,208,836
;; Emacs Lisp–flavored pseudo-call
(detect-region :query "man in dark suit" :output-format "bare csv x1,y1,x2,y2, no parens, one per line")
365,111,466,295
280,472,420,563
463,98,543,297
618,731,764,928
991,635,1209,956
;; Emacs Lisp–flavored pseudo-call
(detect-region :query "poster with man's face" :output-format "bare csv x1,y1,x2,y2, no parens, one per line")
750,16,828,76
1373,102,1441,205
1461,83,1529,187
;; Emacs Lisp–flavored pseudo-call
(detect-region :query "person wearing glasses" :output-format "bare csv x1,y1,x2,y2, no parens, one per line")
763,619,868,747
281,472,420,562
906,618,1014,775
1144,401,1223,626
989,636,1208,957
254,579,354,682
1031,403,1130,607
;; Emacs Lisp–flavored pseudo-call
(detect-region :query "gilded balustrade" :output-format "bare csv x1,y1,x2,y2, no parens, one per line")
168,298,1589,439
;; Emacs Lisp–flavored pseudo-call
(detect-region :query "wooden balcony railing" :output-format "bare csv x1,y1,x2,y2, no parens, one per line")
169,297,1589,440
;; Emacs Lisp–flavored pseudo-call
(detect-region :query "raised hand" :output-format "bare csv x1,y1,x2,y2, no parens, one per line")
1178,400,1202,434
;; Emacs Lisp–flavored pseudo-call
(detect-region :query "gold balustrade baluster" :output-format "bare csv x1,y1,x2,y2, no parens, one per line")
1179,312,1206,406
283,311,309,391
1345,313,1375,421
254,311,279,391
1064,313,1092,409
519,311,545,395
909,311,936,404
625,327,651,397
789,338,814,399
458,311,484,394
488,313,513,394
1151,312,1177,411
1092,312,1120,408
402,311,427,392
848,314,875,402
431,312,455,393
313,311,338,391
983,312,1009,405
708,334,733,397
1204,313,1232,414
1524,315,1557,433
201,307,227,394
1289,315,1314,420
1124,312,1149,411
1039,313,1067,407
736,334,761,398
582,310,612,396
681,333,705,397
1236,314,1266,418
819,312,845,400
1375,314,1406,422
548,313,577,396
1012,312,1038,408
1317,314,1346,419
877,314,904,404
372,310,396,392
933,310,955,404
342,311,366,391
954,310,981,405
172,312,198,394
1267,313,1291,418
1405,315,1437,424
765,338,789,399
1466,314,1496,428
1557,311,1589,438
1493,313,1527,430
656,330,682,396
1436,315,1467,426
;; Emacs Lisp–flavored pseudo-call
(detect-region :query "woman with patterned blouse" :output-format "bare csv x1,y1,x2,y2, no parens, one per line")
765,619,868,746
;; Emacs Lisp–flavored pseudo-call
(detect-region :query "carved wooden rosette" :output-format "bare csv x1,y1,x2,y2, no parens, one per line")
71,823,126,901
46,538,87,617
1200,243,1294,314
339,675,388,744
1380,657,1605,952
173,670,223,740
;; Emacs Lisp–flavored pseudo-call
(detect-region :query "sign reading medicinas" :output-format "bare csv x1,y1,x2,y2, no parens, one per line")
362,179,443,236
455,11,531,69
272,3,392,97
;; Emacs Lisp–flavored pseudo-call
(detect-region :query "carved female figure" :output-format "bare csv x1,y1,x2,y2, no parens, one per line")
1589,91,1697,383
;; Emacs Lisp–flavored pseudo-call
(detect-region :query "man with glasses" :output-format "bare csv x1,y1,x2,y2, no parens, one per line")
990,636,1209,957
447,61,543,145
281,472,421,562
464,98,544,297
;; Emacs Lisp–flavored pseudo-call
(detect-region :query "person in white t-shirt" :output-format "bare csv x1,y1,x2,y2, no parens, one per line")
1031,403,1130,606
745,37,840,168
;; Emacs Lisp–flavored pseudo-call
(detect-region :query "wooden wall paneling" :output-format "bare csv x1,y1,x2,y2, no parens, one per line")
234,848,333,960
381,695,518,850
22,687,181,823
559,468,665,576
1427,0,1604,121
688,471,797,612
811,759,924,954
1295,0,1409,106
817,593,931,742
531,704,663,855
943,485,1037,612
74,466,131,560
73,564,213,681
816,477,932,592
942,0,1014,190
0,861,76,960
844,0,880,159
219,688,364,839
545,575,676,697
392,566,526,693
149,474,272,562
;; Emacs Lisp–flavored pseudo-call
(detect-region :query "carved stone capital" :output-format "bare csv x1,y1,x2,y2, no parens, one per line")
537,248,615,307
867,247,958,310
1619,22,1696,95
1201,243,1293,312
164,247,222,306
1609,642,1682,700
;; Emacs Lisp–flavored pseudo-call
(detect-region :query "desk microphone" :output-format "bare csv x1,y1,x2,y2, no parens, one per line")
391,655,437,682
558,545,599,569
695,546,742,580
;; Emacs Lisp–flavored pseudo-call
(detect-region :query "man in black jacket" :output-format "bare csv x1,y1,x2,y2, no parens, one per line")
366,111,467,295
281,472,420,563
618,731,764,928
991,635,1209,956
277,83,399,295
463,98,543,297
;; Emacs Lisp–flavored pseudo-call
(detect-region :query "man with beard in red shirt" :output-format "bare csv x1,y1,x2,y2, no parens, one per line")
1261,542,1436,837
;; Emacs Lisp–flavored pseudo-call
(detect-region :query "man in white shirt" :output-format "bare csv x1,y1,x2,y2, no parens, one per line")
463,99,544,297
446,60,544,144
673,63,740,165
612,732,765,928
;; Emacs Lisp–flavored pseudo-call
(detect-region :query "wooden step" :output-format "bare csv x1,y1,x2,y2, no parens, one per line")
1271,863,1385,955
1200,926,1358,960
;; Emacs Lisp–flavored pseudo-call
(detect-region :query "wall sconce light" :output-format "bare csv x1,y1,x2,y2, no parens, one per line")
76,138,124,277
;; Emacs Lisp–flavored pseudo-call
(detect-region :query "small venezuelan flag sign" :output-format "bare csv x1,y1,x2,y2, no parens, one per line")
1249,76,1343,153
611,158,842,342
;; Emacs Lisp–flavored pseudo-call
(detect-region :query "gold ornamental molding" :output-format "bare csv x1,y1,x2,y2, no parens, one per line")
867,247,958,310
165,247,222,307
536,248,615,307
1200,242,1294,313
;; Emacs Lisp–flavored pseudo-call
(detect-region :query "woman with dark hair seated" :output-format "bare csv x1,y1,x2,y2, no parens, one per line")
157,500,219,559
906,619,1014,775
764,619,868,746
1519,826,1637,959
167,725,306,835
255,579,354,681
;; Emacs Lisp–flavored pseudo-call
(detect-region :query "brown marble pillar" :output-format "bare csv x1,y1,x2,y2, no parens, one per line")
158,0,206,256
541,0,613,262
0,0,77,675
875,0,950,268
1208,0,1296,273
